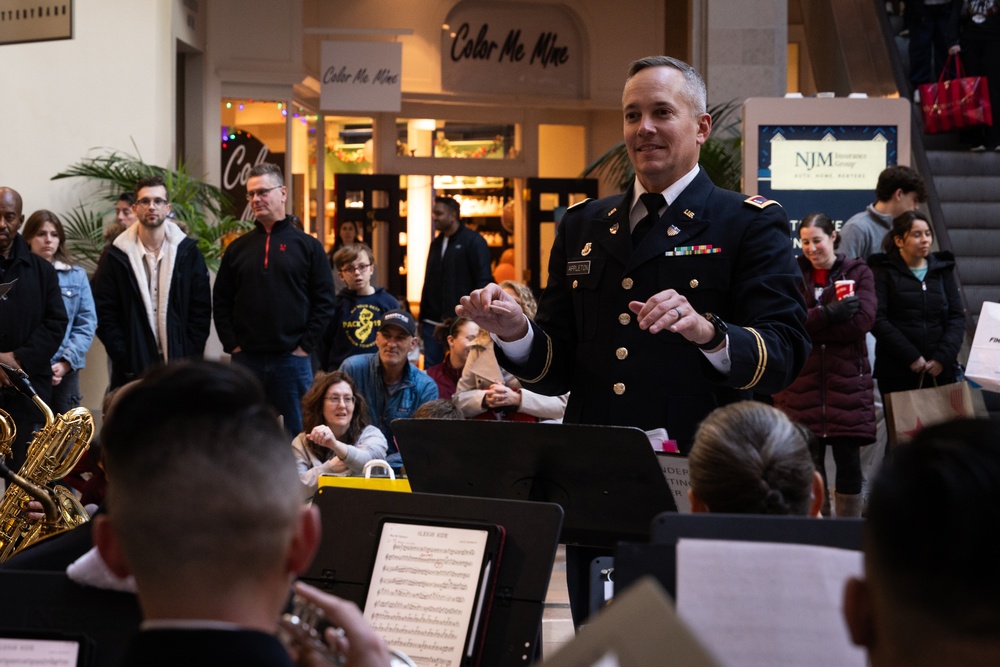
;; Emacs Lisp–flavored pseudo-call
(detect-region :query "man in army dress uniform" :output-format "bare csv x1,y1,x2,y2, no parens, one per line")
460,56,809,450
459,56,811,626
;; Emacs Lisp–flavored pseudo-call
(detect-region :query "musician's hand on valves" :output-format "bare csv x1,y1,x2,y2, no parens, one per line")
293,581,392,667
456,283,528,343
24,500,46,522
629,290,719,349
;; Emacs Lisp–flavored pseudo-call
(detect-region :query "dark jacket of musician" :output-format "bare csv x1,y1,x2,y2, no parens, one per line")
496,170,810,451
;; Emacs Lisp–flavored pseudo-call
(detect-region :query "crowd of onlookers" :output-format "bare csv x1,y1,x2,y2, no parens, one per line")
0,162,968,522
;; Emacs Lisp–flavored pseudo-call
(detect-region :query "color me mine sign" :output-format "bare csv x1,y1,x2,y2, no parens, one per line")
449,23,569,68
320,41,402,113
441,4,584,98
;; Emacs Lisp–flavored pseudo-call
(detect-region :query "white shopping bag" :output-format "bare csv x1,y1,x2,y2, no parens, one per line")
966,302,1000,393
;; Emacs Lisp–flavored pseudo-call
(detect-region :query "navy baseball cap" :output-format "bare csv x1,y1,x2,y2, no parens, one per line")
379,309,417,337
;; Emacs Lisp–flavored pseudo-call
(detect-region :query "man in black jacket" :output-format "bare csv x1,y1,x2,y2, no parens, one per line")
0,186,68,468
418,195,491,367
213,163,335,437
91,176,211,391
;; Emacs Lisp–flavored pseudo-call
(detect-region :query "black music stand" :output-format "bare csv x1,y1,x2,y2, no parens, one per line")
0,570,141,667
301,487,563,667
392,419,676,547
614,512,865,600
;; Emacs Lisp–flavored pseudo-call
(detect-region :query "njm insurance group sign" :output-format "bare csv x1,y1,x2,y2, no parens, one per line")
742,97,911,249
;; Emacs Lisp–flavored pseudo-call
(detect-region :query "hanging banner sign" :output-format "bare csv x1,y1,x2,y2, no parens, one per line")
320,41,402,113
441,3,584,98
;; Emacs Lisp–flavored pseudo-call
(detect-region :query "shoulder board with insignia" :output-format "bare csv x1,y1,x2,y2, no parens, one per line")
566,198,592,212
744,195,780,209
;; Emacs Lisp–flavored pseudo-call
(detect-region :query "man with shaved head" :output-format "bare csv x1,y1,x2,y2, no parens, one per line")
0,186,68,468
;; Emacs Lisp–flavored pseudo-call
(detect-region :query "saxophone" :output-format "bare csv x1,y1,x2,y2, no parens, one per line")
0,363,94,562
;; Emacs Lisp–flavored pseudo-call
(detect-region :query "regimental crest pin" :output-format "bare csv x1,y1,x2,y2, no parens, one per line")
581,242,592,256
667,225,681,236
609,223,619,234
683,209,695,219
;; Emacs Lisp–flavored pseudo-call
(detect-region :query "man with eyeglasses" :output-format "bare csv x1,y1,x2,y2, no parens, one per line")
92,175,212,391
0,186,68,469
319,242,399,371
213,163,335,438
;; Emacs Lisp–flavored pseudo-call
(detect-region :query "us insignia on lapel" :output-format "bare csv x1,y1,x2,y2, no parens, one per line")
607,208,617,217
683,209,695,219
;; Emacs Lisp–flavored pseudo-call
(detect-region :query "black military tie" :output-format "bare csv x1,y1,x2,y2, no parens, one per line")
633,192,665,249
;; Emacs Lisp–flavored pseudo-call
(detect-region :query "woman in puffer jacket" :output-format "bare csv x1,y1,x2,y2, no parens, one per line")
774,213,876,518
868,210,966,397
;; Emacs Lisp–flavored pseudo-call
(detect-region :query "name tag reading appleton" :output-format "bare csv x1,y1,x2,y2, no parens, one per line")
567,261,591,275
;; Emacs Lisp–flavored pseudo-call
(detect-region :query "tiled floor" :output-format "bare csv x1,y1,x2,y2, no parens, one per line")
540,545,575,660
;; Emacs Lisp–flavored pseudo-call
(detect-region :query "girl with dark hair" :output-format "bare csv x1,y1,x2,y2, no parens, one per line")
868,210,966,396
291,371,387,498
22,209,97,414
773,212,876,517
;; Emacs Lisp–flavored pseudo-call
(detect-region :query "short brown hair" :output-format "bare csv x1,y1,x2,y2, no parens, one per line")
332,243,374,270
134,175,167,200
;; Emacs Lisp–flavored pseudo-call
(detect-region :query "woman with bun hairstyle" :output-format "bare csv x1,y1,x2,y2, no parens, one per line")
688,401,824,517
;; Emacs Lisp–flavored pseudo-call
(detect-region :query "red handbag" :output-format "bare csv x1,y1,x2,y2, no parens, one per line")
918,53,993,134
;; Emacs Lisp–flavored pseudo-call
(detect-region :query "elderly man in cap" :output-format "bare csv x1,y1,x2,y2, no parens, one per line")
338,309,438,470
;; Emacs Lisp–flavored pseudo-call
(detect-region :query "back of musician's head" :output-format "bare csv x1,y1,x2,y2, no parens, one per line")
689,401,817,515
863,419,1000,655
101,360,301,591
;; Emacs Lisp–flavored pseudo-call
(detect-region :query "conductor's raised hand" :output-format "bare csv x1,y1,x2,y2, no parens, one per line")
629,290,718,347
456,283,529,342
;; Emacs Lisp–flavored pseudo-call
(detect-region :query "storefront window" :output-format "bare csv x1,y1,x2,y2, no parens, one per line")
304,115,375,245
397,119,518,161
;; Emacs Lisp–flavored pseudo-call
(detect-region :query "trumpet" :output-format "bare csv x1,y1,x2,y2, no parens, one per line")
278,591,417,667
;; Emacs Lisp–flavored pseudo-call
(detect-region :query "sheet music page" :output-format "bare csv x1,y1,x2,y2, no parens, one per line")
364,521,490,667
676,538,866,667
0,637,79,667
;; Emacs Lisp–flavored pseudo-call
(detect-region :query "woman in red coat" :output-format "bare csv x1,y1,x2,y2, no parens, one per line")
774,213,877,517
